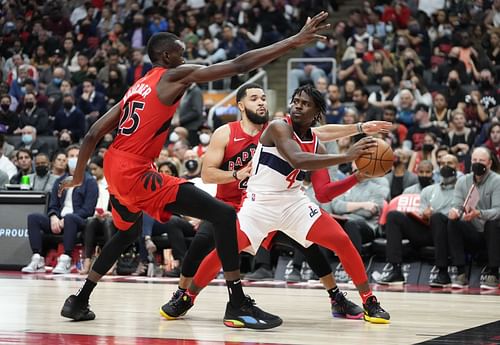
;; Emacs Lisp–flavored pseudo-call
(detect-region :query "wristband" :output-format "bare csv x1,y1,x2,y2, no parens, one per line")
233,170,238,180
356,122,363,134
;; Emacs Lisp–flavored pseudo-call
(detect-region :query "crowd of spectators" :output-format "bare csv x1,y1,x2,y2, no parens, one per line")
1,0,499,288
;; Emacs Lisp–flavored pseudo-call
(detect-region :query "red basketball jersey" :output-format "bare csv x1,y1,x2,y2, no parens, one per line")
285,114,318,153
215,121,265,208
111,67,179,161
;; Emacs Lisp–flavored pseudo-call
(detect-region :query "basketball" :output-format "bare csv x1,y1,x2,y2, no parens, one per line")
355,138,394,177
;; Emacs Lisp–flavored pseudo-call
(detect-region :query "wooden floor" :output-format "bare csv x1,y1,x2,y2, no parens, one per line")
0,275,499,345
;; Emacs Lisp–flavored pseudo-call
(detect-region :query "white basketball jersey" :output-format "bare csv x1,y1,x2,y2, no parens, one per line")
247,116,319,194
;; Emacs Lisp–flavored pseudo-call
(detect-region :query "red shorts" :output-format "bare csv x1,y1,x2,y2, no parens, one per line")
104,147,188,230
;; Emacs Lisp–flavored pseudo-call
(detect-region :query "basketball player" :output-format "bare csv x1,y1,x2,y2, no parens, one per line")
162,83,392,322
164,85,391,324
58,12,330,329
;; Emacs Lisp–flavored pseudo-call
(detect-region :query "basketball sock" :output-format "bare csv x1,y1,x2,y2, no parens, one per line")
178,286,186,293
185,289,198,303
328,286,340,300
226,279,245,307
361,290,373,304
75,279,97,303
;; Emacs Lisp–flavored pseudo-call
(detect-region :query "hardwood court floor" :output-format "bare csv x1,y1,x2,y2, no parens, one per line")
0,275,499,345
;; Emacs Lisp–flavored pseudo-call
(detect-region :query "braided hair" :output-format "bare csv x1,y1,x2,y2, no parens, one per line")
290,85,326,124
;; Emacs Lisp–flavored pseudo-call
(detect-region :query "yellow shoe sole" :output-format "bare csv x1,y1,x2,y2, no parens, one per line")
364,314,390,324
160,308,179,320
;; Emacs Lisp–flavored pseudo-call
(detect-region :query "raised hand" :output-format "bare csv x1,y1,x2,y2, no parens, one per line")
293,11,330,47
346,137,377,160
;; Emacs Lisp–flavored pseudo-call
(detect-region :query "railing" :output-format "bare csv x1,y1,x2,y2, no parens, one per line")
286,57,337,101
207,69,268,128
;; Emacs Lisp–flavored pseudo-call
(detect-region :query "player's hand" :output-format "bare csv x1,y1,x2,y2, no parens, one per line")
362,121,392,135
50,215,62,234
448,207,460,220
463,209,480,221
293,11,330,47
236,163,252,180
345,137,377,161
58,176,82,197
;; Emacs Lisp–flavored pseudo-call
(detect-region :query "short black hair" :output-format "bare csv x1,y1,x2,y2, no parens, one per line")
90,155,104,168
146,32,180,63
35,152,49,160
384,104,397,114
354,87,370,98
290,85,326,122
236,83,263,103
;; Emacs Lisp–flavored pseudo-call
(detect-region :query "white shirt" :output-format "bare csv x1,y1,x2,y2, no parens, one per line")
96,177,109,212
0,155,17,179
60,188,74,217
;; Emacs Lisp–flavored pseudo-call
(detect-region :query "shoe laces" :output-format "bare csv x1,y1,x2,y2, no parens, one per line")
365,296,385,313
169,291,191,309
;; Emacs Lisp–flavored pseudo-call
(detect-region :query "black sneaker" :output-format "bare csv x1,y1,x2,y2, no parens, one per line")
160,289,193,320
331,292,364,319
363,296,390,324
223,295,283,329
430,271,451,288
376,268,405,285
61,295,96,321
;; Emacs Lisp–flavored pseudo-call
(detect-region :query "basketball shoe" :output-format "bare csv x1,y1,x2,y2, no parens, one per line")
60,295,96,321
21,253,46,273
331,292,364,319
160,290,194,319
363,296,390,324
223,295,283,329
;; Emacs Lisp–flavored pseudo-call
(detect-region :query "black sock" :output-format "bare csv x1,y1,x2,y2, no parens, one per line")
328,286,340,299
33,250,40,255
178,286,186,293
226,279,245,307
75,279,97,303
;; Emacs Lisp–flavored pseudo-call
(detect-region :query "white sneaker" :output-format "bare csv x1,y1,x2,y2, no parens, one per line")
21,254,46,273
53,254,72,274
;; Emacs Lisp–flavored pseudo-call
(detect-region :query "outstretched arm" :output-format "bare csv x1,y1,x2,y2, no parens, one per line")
266,121,375,171
59,103,121,191
312,121,392,142
168,12,329,85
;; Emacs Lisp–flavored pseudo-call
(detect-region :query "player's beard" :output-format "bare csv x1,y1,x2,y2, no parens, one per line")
245,107,269,125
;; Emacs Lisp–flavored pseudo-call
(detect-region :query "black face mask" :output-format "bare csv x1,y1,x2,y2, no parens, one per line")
380,82,391,92
422,144,434,152
418,176,433,188
471,162,487,177
59,139,70,148
0,104,9,112
24,101,34,109
440,165,457,178
185,159,198,173
356,52,364,58
63,102,73,110
480,80,491,89
448,79,459,89
35,165,49,177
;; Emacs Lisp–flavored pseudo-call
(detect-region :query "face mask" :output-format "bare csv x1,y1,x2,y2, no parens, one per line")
480,80,490,89
422,144,434,152
356,52,364,58
184,159,198,173
440,165,456,178
169,132,179,143
380,82,391,92
24,101,34,109
448,79,459,89
59,139,70,148
386,24,393,33
316,41,326,50
418,176,433,188
63,101,73,110
53,78,62,86
199,133,211,145
471,162,487,177
22,134,33,144
67,157,78,171
35,165,49,177
1,104,9,112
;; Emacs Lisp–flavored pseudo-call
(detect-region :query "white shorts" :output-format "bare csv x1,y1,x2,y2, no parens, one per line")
237,191,322,255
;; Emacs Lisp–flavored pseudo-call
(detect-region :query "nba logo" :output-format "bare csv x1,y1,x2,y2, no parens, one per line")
251,193,256,201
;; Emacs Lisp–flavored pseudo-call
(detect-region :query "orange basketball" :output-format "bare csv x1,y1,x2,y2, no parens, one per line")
354,138,394,177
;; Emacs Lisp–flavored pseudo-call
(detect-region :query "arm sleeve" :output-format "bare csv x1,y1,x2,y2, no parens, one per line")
311,169,358,203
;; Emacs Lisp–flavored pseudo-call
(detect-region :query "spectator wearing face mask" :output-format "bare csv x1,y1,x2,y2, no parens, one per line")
434,46,468,85
195,125,212,158
403,160,434,194
376,154,460,285
16,93,50,136
441,70,467,111
443,148,500,289
181,149,201,180
26,152,58,193
16,126,48,156
0,94,19,134
53,94,86,142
